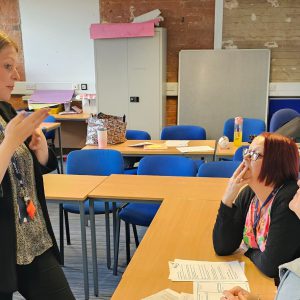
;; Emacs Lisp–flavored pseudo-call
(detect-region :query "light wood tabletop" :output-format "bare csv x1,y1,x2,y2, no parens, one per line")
111,198,276,300
43,173,107,299
216,142,249,157
43,174,107,201
83,139,216,156
88,174,229,202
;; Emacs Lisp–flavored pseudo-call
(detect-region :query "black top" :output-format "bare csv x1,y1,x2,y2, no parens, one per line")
0,102,59,293
213,180,300,278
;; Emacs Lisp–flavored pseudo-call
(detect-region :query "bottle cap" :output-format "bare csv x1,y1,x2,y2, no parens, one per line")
235,116,243,125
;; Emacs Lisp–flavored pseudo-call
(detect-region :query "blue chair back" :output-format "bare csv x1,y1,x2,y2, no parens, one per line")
197,161,240,178
161,125,206,140
233,145,249,162
126,130,151,140
66,149,124,175
137,155,197,177
223,118,265,142
43,115,56,140
269,108,299,132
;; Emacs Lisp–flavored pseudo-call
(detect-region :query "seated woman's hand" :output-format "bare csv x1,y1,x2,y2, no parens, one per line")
222,161,251,207
221,286,259,300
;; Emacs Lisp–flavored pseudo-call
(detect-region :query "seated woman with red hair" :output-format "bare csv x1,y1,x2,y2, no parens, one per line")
213,133,300,278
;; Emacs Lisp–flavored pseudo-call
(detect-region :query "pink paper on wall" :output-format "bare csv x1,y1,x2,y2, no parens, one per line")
29,90,74,104
90,20,158,40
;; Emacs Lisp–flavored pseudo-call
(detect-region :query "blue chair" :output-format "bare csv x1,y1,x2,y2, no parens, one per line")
126,129,151,140
161,125,206,168
223,118,265,142
63,149,124,269
197,161,240,178
42,115,61,173
161,125,206,140
269,108,299,132
124,130,151,174
233,145,249,162
113,155,197,275
43,115,56,143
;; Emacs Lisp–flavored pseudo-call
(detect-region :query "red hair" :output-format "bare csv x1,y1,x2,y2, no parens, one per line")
258,132,299,188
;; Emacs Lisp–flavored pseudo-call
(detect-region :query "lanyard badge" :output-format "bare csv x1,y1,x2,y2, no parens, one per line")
12,158,36,224
0,122,37,223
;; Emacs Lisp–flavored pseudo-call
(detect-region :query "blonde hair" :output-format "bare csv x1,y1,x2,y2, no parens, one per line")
0,31,18,52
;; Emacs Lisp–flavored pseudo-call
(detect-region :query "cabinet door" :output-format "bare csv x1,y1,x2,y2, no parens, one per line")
95,38,129,116
127,32,161,138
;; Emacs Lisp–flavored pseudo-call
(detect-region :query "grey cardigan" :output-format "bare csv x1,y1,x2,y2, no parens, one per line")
276,257,300,300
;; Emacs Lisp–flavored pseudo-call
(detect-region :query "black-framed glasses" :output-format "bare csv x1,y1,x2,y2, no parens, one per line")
242,148,263,161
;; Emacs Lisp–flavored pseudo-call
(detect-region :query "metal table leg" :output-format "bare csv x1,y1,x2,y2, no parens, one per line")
59,203,64,265
89,199,98,296
79,202,89,300
57,126,64,173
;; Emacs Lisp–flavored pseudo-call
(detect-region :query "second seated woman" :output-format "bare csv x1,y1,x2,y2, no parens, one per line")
213,132,300,278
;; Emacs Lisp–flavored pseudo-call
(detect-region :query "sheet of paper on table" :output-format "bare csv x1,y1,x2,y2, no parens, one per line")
165,140,189,147
176,146,214,153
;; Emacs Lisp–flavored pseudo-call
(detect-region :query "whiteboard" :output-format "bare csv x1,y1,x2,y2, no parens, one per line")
178,49,270,139
19,0,99,92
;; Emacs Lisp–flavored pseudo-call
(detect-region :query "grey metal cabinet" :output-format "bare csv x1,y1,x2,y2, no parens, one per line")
93,28,167,139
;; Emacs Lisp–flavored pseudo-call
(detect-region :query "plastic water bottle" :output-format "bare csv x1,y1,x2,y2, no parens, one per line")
97,125,107,148
234,116,243,147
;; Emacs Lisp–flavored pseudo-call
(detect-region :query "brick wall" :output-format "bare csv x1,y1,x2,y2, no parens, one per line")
0,0,24,80
0,0,26,109
101,0,215,124
223,0,300,82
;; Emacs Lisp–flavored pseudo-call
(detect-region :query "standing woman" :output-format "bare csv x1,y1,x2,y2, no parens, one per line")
0,32,75,299
213,132,300,278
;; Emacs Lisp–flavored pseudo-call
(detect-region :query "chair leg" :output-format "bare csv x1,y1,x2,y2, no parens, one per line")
125,222,131,264
132,224,139,247
64,210,71,245
104,202,111,269
113,213,121,276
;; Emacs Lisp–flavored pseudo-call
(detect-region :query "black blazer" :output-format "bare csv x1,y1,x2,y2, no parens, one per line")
0,102,60,293
213,180,300,278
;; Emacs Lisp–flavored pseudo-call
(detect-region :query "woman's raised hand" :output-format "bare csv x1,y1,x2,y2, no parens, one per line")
222,161,251,207
4,109,49,150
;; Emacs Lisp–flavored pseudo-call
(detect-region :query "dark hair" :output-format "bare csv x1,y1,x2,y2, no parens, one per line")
0,31,18,52
258,132,299,188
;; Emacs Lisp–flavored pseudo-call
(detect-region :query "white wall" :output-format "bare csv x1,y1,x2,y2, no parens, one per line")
17,0,99,94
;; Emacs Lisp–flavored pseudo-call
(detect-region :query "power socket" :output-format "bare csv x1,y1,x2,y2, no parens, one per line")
81,83,88,90
130,96,139,103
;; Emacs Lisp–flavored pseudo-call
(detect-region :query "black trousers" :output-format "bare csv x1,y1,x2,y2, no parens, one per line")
0,249,75,300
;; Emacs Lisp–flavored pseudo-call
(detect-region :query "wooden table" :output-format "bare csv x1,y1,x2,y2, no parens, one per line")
51,113,89,149
43,174,106,299
41,122,64,173
111,199,276,300
83,140,216,157
88,175,276,300
216,141,249,158
89,174,229,202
